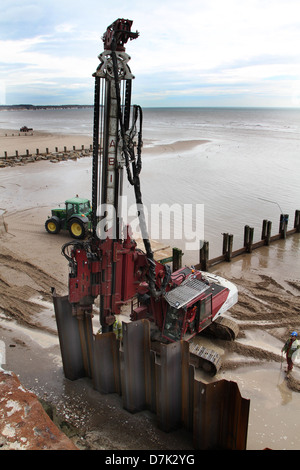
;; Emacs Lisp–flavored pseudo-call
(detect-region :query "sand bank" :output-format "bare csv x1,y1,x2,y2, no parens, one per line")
143,139,210,155
0,128,208,159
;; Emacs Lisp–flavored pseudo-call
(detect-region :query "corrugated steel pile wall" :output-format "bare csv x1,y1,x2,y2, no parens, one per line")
53,293,250,450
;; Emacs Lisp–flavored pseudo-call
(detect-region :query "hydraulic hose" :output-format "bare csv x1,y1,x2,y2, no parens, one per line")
111,46,170,297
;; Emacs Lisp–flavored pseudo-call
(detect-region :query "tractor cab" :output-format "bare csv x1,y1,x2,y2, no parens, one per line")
66,198,91,218
45,197,92,239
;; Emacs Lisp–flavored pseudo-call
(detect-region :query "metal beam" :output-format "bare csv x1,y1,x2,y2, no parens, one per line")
53,291,93,381
193,379,250,450
120,320,151,413
53,311,250,449
93,332,121,394
156,341,190,433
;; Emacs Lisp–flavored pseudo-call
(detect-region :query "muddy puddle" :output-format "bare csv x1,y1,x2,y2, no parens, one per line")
222,365,300,450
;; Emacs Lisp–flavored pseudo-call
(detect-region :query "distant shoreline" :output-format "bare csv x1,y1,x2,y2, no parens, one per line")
1,105,299,111
0,104,93,111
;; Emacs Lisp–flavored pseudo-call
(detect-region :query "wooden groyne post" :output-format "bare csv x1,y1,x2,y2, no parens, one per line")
279,213,289,239
244,225,254,252
223,233,234,260
172,247,183,272
199,241,209,271
261,219,272,246
198,209,300,271
294,210,300,233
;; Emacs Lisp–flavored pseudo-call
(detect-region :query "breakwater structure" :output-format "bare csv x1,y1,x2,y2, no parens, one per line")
0,145,93,167
195,210,300,272
159,210,300,273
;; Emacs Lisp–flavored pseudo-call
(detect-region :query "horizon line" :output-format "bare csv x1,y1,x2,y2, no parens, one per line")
1,104,300,110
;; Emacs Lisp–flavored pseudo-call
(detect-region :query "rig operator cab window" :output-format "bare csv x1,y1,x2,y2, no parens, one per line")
162,294,213,341
163,306,186,341
198,294,212,331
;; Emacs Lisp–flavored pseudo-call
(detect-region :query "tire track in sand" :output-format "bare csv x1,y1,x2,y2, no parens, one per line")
0,245,64,329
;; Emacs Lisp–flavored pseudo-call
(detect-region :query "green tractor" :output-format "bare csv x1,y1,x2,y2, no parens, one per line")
45,197,92,239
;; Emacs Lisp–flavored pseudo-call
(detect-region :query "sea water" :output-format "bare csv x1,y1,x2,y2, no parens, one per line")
134,107,300,262
0,107,299,262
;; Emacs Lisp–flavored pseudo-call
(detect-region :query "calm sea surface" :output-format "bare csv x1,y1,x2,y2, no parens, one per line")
0,107,300,262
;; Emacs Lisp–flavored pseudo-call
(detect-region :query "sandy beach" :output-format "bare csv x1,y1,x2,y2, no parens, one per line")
0,130,300,450
0,128,93,157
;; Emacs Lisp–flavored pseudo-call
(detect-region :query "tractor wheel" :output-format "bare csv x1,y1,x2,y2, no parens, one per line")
68,219,86,239
45,218,60,234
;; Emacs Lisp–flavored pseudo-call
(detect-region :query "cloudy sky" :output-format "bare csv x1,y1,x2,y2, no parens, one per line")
0,0,299,107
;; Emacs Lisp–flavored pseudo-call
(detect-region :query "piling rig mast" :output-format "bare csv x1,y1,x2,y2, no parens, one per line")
59,19,238,375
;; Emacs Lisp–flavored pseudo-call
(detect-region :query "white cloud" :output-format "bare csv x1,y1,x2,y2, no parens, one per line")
55,23,77,33
132,0,300,72
0,36,48,62
0,0,300,105
0,35,95,79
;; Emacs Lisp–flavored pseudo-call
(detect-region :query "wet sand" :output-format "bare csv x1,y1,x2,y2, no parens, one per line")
212,241,300,450
0,131,300,450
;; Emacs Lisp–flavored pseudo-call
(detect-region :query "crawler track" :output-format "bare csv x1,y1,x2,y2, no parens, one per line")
151,315,239,376
204,316,239,341
189,342,222,375
189,316,239,375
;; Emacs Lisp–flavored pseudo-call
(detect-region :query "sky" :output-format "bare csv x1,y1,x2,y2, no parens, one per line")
0,0,300,107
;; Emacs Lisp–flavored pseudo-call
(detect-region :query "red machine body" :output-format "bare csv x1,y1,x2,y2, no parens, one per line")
67,227,150,322
66,227,233,343
132,265,230,342
62,19,237,345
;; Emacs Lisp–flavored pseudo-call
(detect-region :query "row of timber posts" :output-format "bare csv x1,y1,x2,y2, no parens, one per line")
52,289,250,450
199,209,300,271
2,144,93,159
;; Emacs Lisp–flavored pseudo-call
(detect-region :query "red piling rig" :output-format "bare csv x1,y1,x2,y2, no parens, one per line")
102,18,139,51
